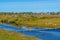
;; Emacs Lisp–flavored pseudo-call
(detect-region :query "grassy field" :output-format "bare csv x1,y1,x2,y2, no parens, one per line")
0,28,39,40
0,12,60,28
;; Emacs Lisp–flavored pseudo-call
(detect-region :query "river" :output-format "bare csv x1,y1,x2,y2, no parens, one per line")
0,23,60,40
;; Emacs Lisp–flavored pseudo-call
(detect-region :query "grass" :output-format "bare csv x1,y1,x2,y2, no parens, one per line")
0,12,60,28
0,28,39,40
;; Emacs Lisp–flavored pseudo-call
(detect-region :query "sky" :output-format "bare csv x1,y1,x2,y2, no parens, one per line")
0,0,60,12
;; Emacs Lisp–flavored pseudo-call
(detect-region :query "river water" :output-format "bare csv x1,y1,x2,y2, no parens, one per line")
0,23,60,40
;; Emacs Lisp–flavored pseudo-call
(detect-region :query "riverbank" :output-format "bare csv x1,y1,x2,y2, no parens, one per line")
0,12,60,28
0,28,39,40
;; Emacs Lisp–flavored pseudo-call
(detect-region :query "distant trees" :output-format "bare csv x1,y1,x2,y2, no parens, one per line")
50,12,60,15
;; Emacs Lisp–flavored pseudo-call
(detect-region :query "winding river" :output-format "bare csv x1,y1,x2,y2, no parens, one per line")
0,23,60,40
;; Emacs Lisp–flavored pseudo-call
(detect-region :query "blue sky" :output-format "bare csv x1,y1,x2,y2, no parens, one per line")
0,0,60,12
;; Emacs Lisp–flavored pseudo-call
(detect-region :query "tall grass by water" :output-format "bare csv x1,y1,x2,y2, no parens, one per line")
0,12,60,28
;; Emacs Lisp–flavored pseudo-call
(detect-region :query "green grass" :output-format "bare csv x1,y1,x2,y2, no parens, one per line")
0,29,39,40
